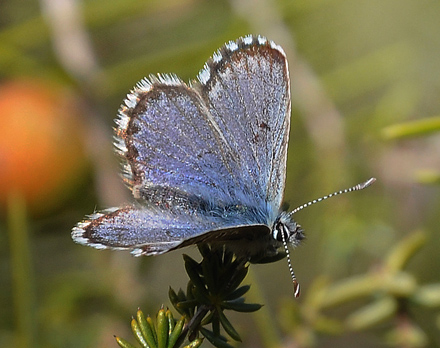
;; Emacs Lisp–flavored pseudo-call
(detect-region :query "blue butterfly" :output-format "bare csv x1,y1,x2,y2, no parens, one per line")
72,35,375,297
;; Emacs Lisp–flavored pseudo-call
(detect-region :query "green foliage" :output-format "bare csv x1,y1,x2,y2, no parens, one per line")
169,245,262,347
382,116,440,140
382,116,440,185
117,246,262,348
115,308,202,348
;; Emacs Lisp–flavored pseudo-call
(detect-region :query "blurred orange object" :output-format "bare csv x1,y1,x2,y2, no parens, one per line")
0,79,88,215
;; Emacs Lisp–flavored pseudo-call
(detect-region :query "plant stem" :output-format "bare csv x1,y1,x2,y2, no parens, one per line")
7,191,36,348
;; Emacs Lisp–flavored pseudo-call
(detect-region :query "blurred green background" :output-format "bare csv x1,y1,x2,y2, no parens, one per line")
1,0,440,347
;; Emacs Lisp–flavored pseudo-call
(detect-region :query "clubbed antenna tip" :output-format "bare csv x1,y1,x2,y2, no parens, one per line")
358,177,376,189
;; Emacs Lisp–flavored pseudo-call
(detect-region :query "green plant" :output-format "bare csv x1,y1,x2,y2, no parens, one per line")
117,245,262,348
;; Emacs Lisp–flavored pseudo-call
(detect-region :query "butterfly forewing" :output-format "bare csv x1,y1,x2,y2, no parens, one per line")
118,81,240,204
195,37,290,210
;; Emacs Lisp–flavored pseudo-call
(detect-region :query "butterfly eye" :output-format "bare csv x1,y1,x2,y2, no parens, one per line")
272,221,288,242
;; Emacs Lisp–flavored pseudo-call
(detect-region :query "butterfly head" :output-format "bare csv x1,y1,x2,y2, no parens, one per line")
269,212,304,298
273,212,304,247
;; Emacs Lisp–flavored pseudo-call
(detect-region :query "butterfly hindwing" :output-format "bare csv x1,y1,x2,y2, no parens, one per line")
72,203,271,256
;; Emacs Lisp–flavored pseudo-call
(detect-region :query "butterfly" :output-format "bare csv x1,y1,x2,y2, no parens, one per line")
72,35,375,297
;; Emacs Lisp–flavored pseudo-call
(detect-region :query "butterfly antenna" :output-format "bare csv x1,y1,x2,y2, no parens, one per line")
283,177,375,297
280,229,301,297
288,177,376,217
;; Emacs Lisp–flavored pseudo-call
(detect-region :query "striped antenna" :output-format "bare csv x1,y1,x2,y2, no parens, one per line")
280,227,301,297
288,177,376,217
283,177,375,298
